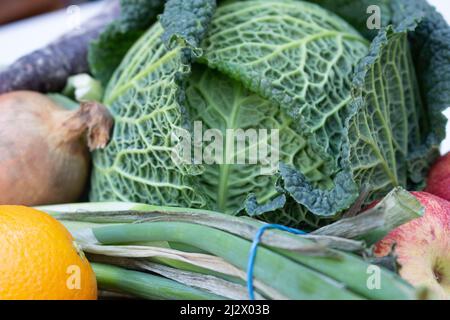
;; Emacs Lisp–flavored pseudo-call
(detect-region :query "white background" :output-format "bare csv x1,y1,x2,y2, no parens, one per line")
0,0,449,153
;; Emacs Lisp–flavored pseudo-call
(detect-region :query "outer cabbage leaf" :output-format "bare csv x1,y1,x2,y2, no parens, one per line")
88,0,165,85
90,0,217,207
345,22,428,202
90,23,207,207
390,0,450,186
279,17,445,220
345,0,450,202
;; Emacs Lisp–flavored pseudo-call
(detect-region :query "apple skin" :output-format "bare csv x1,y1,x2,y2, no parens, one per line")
374,192,450,300
425,152,450,201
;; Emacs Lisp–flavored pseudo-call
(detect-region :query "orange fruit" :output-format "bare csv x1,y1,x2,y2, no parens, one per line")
0,206,97,300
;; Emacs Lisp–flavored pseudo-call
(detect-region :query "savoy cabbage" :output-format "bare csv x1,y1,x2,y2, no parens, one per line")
89,0,450,227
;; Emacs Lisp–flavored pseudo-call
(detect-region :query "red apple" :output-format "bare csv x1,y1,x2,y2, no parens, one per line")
425,152,450,201
374,192,450,300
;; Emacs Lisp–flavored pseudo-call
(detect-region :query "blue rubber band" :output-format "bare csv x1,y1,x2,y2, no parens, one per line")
247,224,307,300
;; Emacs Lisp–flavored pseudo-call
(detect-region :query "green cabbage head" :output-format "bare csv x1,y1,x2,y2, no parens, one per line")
89,0,450,228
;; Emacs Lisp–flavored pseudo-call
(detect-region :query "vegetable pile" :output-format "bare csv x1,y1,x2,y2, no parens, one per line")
0,0,449,301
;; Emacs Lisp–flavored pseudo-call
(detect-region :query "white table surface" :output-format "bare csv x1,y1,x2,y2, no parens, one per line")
0,0,449,153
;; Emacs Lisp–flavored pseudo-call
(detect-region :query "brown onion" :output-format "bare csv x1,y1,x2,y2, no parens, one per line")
0,91,113,205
